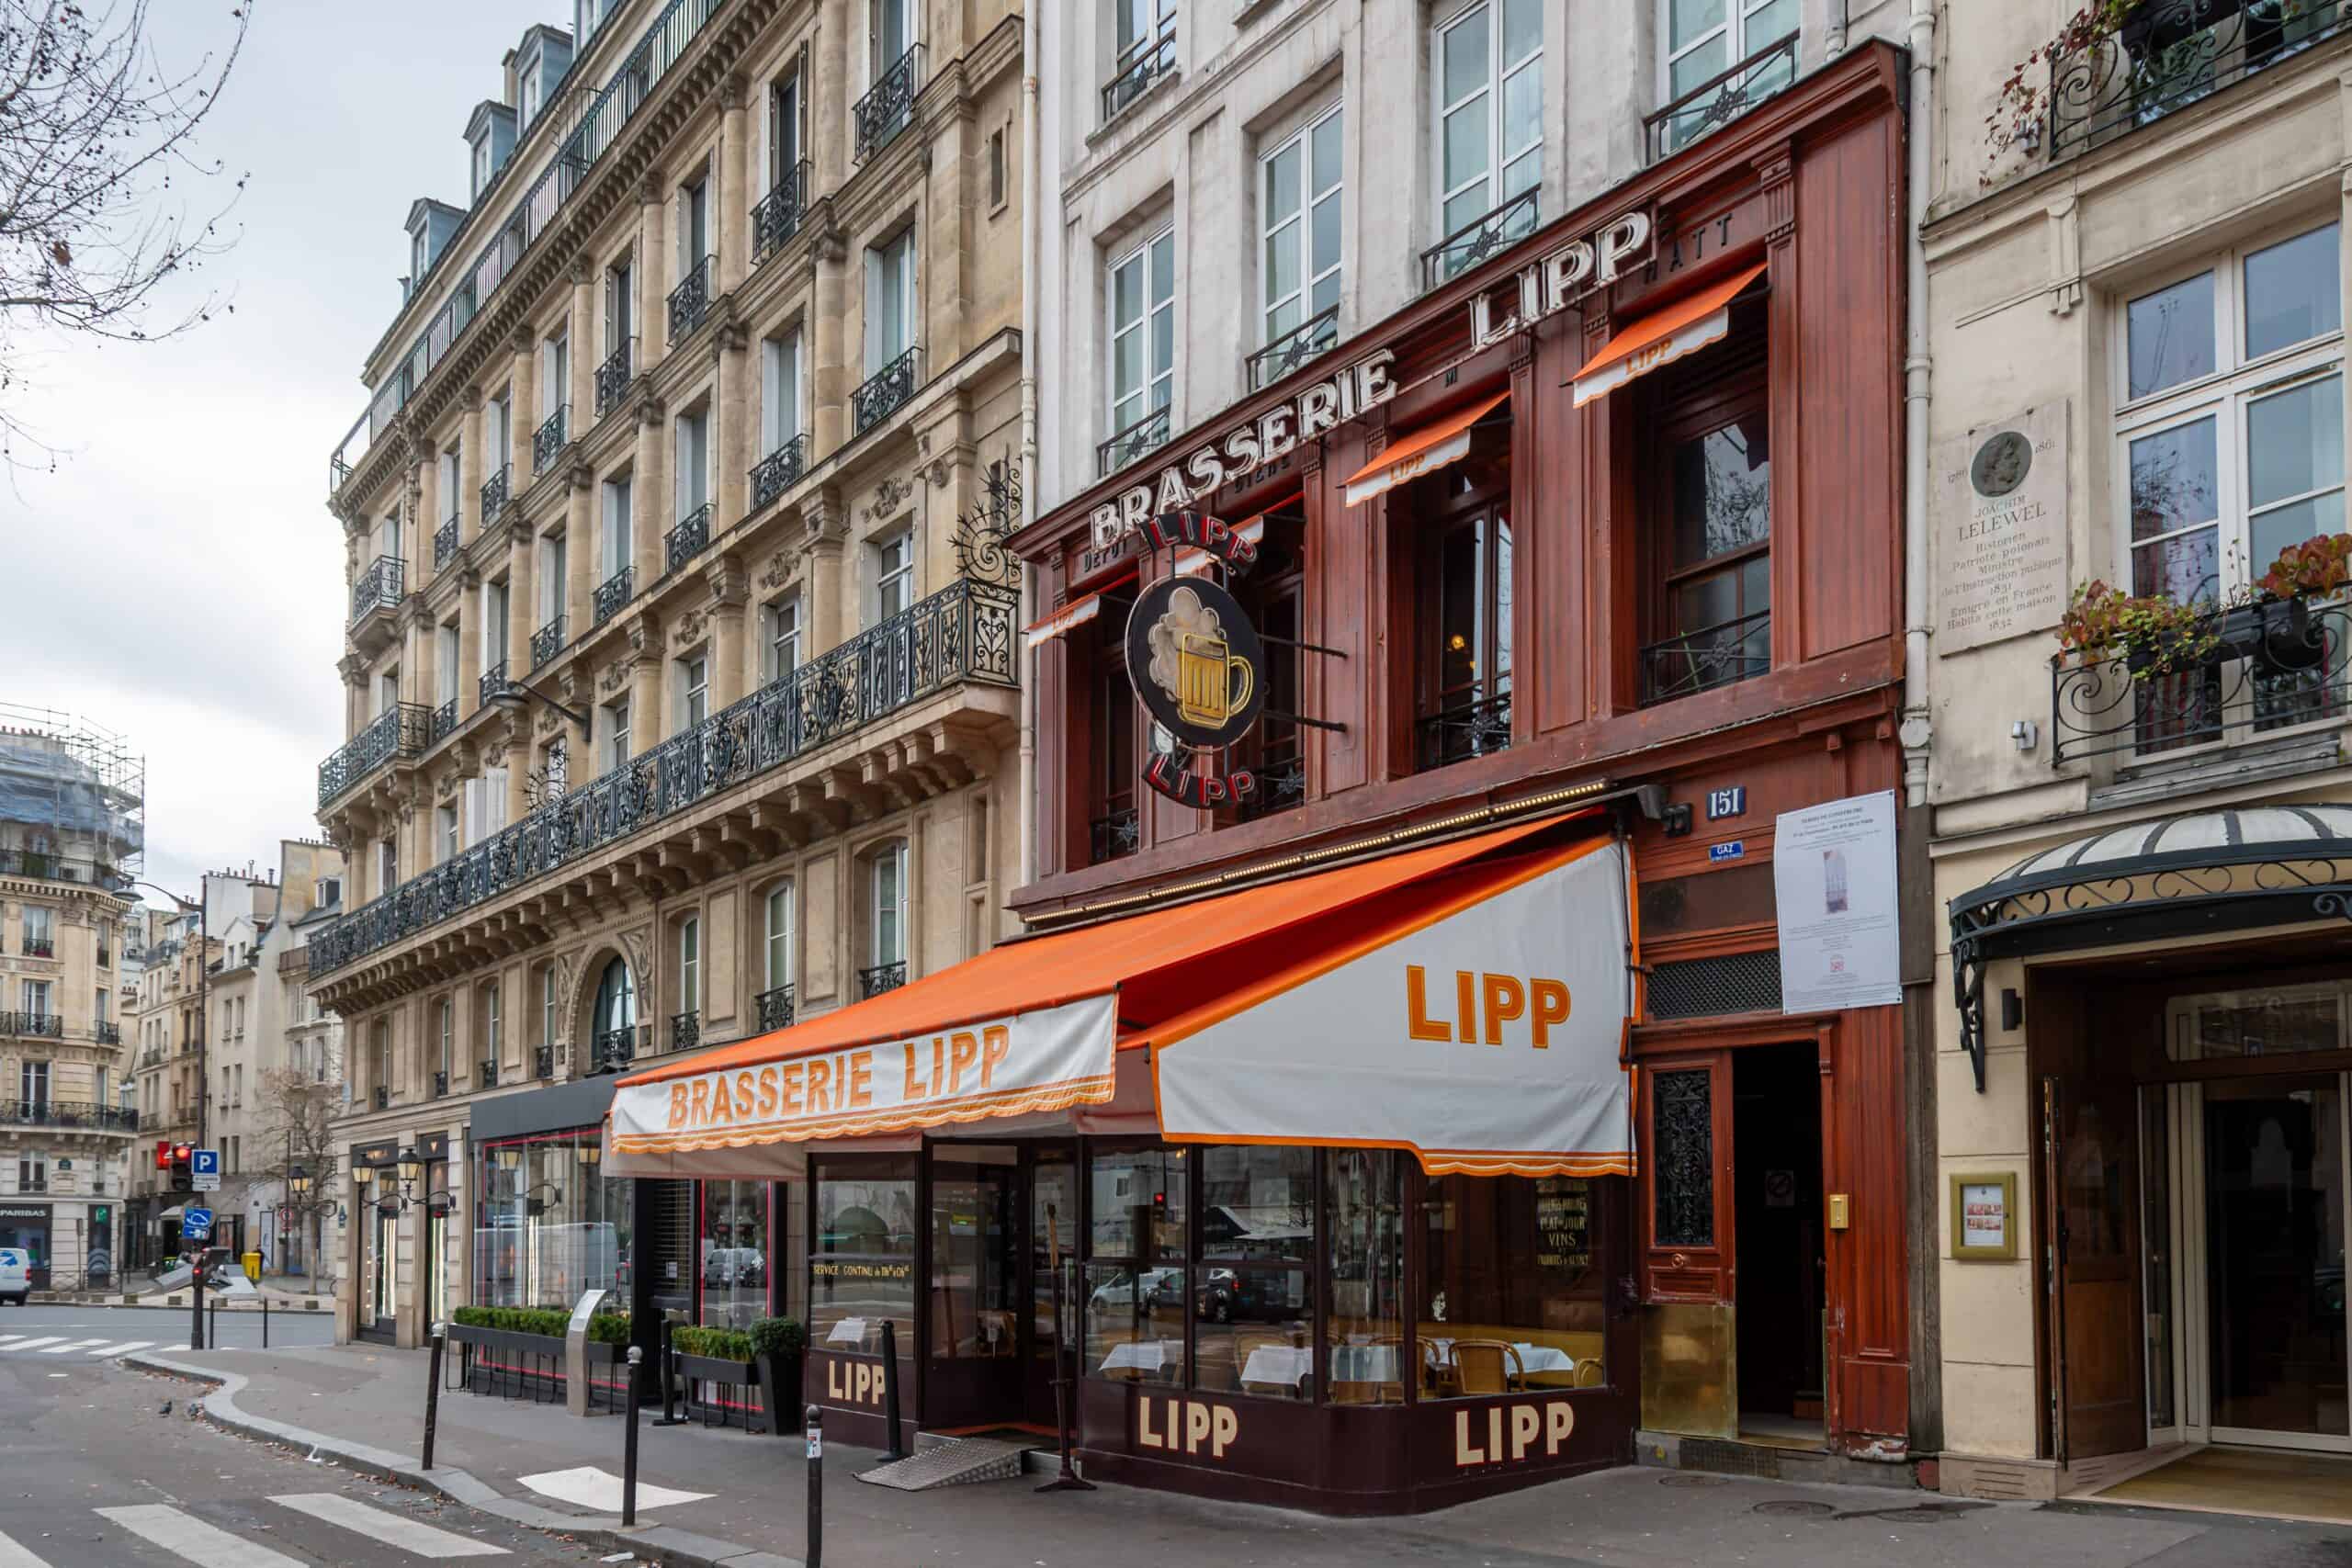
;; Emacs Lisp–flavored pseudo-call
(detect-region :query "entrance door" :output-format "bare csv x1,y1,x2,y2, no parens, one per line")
1028,1144,1079,1427
363,1202,398,1341
924,1145,1020,1429
1733,1043,1824,1438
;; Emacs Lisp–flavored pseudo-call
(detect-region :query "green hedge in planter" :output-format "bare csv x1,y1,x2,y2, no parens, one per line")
674,1317,806,1364
750,1316,806,1359
451,1305,632,1344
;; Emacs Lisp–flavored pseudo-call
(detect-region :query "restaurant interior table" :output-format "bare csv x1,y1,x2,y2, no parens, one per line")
1099,1338,1183,1377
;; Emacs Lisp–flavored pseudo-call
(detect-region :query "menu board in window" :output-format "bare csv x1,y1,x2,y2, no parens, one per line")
1534,1178,1591,1276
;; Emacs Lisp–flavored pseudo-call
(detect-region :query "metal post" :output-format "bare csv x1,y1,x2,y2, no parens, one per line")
190,1258,205,1350
208,1295,218,1349
622,1346,644,1527
1036,1257,1094,1492
804,1404,823,1568
652,1314,686,1426
879,1318,907,1461
424,1322,446,1471
262,1293,269,1349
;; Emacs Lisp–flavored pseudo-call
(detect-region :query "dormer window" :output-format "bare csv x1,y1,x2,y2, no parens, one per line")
412,229,428,282
472,136,493,197
521,66,541,130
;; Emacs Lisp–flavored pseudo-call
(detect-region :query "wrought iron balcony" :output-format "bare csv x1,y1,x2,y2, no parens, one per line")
594,337,637,419
306,576,1019,979
429,698,458,747
667,254,715,343
481,660,512,706
0,850,132,890
479,1056,498,1089
2052,597,2351,762
1102,24,1176,120
531,615,566,671
2049,0,2346,162
19,937,51,958
664,503,713,575
481,462,511,519
318,702,429,807
1090,807,1138,865
0,1011,62,1039
1639,609,1772,708
1247,305,1340,391
0,1099,137,1132
432,1069,449,1099
1237,747,1306,824
1097,404,1170,477
533,1043,555,1078
350,555,407,625
535,403,570,470
1420,187,1540,291
589,1025,639,1076
434,518,459,571
750,434,808,513
755,984,795,1032
96,1021,120,1045
854,45,924,161
1416,691,1514,772
1645,32,1798,163
860,961,908,998
593,567,634,627
853,346,921,434
372,1085,390,1110
670,1010,699,1053
752,161,810,267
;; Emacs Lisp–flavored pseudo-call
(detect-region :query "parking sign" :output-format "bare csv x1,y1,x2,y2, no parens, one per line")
191,1148,220,1192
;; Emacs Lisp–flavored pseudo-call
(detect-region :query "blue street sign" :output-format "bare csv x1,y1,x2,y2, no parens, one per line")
181,1207,213,1240
1708,840,1747,862
190,1149,220,1176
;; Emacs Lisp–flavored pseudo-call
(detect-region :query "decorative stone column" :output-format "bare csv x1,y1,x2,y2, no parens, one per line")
631,392,669,594
509,327,538,486
639,175,668,374
802,485,849,655
718,74,751,297
707,554,751,707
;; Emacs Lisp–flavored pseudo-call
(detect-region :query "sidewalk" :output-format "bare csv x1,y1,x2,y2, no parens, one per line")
131,1340,2345,1568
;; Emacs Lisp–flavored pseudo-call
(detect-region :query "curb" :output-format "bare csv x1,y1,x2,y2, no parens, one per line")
124,1353,801,1568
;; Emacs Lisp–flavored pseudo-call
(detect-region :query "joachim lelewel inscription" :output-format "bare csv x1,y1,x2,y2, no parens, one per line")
1935,403,2069,655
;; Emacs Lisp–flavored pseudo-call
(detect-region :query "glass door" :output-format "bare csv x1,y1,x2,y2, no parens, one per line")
1028,1145,1078,1426
924,1145,1021,1430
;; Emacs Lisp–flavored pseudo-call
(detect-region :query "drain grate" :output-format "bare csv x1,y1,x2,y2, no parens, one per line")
1753,1500,1835,1518
1658,1472,1730,1487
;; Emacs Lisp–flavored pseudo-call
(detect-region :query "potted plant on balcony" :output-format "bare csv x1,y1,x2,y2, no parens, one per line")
2053,579,2227,674
2242,530,2352,671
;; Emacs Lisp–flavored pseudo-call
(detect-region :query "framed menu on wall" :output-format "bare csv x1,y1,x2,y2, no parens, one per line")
1949,1171,2018,1261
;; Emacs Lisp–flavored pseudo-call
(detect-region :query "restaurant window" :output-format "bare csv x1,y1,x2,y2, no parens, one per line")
1085,1143,1189,1385
1412,420,1514,771
1430,0,1542,280
1639,320,1770,707
1327,1148,1405,1404
1231,500,1307,821
473,1130,630,1312
1421,1175,1605,1396
1196,1145,1315,1401
701,1179,770,1329
1086,615,1138,864
812,1156,916,1357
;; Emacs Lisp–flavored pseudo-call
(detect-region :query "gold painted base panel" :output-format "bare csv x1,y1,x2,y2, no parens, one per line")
1640,1302,1737,1439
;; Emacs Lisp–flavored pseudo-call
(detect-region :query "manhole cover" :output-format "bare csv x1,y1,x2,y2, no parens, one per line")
1753,1500,1835,1518
1658,1472,1730,1487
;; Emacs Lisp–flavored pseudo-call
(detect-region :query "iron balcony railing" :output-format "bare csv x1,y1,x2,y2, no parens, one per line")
2052,597,2351,762
1645,32,1798,163
2050,0,2347,161
854,45,924,161
373,1085,390,1110
665,503,713,574
750,434,808,513
0,1098,138,1131
0,1011,62,1039
534,1043,556,1078
853,347,920,434
19,937,51,958
1097,404,1170,477
594,566,634,626
860,960,908,998
351,556,407,625
1247,305,1340,391
595,337,637,418
668,254,715,343
1639,608,1772,708
327,0,727,500
479,1057,498,1089
670,1010,699,1052
1420,187,1540,291
1416,691,1513,772
1090,807,1139,865
0,850,133,890
96,1021,120,1045
318,703,430,808
306,577,1020,979
434,518,459,571
755,984,795,1032
433,1070,450,1099
1102,22,1176,120
430,698,458,747
535,402,570,470
481,462,512,519
751,160,810,266
531,615,567,671
481,660,512,706
590,1025,642,1076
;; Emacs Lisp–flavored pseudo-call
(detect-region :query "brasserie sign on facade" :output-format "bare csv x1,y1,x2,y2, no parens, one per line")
1469,209,1653,352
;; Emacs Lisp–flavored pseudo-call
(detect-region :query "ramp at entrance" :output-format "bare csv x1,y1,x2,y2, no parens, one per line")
856,1434,1040,1492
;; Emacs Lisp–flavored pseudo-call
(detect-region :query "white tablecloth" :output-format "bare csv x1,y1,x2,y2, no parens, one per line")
1423,1337,1577,1376
1238,1346,1311,1387
1238,1344,1403,1387
1098,1338,1182,1374
826,1318,870,1347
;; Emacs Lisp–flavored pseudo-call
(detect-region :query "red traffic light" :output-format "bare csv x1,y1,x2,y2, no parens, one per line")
153,1140,172,1169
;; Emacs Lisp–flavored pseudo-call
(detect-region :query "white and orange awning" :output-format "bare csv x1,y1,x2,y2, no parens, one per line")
1571,262,1765,408
1023,567,1136,649
1340,392,1510,506
607,811,1637,1180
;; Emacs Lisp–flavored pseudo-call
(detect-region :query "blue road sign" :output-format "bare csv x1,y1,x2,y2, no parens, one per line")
181,1207,213,1240
190,1148,220,1177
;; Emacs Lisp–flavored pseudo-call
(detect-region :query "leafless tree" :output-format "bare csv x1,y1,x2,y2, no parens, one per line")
253,1059,339,1283
0,0,250,467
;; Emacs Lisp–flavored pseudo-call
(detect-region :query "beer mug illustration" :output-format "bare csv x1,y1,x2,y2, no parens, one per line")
1176,628,1253,727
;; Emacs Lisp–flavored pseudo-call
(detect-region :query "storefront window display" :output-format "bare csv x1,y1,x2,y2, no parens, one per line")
1420,1174,1605,1394
1085,1144,1189,1385
700,1179,771,1329
811,1156,916,1355
471,1130,631,1312
1197,1145,1314,1400
1326,1149,1405,1404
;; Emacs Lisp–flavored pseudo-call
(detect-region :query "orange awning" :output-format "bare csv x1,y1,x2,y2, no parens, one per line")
1340,391,1510,506
1572,263,1765,408
1024,566,1136,649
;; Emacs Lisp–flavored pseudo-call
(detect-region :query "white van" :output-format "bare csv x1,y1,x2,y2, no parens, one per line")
0,1247,28,1306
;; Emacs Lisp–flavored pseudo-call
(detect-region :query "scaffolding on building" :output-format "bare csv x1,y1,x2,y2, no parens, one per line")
0,703,146,886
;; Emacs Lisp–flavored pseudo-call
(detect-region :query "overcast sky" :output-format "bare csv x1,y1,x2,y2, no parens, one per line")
0,0,557,907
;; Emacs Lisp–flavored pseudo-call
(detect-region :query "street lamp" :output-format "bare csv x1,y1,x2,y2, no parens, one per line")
373,1149,456,1216
494,1143,565,1215
485,681,591,737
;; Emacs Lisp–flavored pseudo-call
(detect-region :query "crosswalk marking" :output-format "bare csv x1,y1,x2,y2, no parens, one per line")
4,1337,64,1353
271,1494,510,1558
94,1506,309,1568
85,1339,155,1356
0,1528,53,1567
37,1337,110,1354
0,1335,26,1347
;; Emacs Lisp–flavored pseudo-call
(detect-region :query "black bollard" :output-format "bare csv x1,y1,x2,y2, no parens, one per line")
262,1294,269,1350
423,1322,446,1471
804,1404,823,1568
190,1260,206,1351
622,1346,644,1527
209,1297,219,1349
651,1314,686,1427
879,1319,907,1461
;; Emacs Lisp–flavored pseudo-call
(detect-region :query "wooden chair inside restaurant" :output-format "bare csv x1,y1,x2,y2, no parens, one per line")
975,1309,1017,1357
1449,1338,1524,1396
1573,1357,1605,1389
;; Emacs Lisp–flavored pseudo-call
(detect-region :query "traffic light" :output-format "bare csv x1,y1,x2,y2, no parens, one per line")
169,1143,193,1193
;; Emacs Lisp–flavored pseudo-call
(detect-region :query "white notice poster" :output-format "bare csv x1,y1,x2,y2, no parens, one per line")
1774,790,1900,1013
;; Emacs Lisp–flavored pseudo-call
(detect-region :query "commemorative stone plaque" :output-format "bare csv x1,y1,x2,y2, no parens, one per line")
1935,402,2069,655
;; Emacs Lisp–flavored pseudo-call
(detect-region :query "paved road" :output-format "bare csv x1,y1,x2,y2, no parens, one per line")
0,1354,620,1567
0,1302,334,1354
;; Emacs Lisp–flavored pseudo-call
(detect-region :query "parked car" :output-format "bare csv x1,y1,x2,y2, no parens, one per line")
0,1248,28,1306
1088,1267,1180,1316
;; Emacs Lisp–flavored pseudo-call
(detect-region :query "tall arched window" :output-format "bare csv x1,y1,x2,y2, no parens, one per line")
759,882,796,1031
591,956,637,1073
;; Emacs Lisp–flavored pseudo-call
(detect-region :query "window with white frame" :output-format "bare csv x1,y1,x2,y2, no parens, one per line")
411,229,429,285
1108,227,1175,443
1663,0,1797,134
871,840,907,968
484,981,502,1074
680,653,709,729
678,165,713,288
22,906,51,955
21,979,50,1019
19,1060,48,1108
472,137,493,197
438,997,454,1085
1261,106,1344,353
605,249,636,358
439,804,460,864
1432,0,1543,269
1107,0,1177,117
871,0,915,77
521,62,542,129
541,531,568,624
765,883,795,989
382,510,404,562
602,476,633,579
541,964,558,1047
2115,221,2344,605
761,331,803,455
487,579,510,664
768,66,803,189
679,915,700,1014
378,668,401,716
874,531,915,622
866,228,917,371
675,408,710,520
489,391,513,480
438,444,461,526
543,332,569,417
436,622,459,706
605,697,632,771
765,594,802,682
